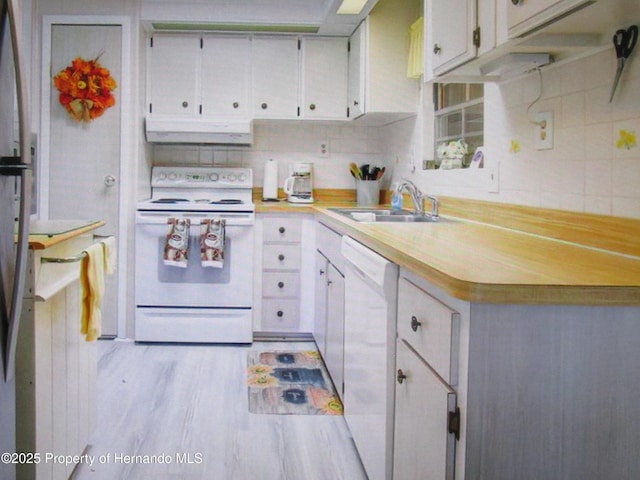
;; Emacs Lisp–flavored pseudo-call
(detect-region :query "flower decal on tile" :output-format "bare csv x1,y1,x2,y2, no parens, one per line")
616,129,637,150
509,139,521,154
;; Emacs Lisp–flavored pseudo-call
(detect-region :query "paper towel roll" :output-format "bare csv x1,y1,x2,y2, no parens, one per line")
262,159,279,200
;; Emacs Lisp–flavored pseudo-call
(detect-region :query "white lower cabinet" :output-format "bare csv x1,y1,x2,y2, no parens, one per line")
394,274,460,479
313,222,345,398
256,214,315,335
394,339,457,480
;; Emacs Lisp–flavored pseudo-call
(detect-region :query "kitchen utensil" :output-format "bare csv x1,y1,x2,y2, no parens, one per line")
361,164,370,179
349,162,362,179
609,25,638,102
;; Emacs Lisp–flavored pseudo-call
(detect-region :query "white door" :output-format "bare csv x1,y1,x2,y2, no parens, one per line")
147,34,201,117
394,339,458,480
347,22,365,118
251,36,299,119
48,24,122,337
314,251,328,357
201,35,250,118
301,37,348,120
325,263,345,399
431,0,476,75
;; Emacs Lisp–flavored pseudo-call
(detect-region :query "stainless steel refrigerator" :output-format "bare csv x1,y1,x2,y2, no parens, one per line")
0,0,32,476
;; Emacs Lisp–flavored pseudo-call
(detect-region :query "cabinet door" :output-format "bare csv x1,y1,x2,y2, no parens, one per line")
507,0,593,38
347,21,365,118
201,35,250,117
148,34,201,116
325,264,345,399
394,339,458,480
301,37,348,120
430,0,477,75
252,36,299,119
314,251,329,357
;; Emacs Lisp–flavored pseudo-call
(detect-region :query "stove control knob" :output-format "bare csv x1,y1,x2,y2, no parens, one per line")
158,173,167,181
228,173,237,181
168,172,178,181
209,173,219,182
238,172,247,182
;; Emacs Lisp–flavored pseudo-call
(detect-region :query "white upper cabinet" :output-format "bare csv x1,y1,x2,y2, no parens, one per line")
347,23,365,118
201,35,250,118
147,34,201,117
251,36,300,119
430,0,478,76
300,37,348,120
506,0,594,38
347,0,420,123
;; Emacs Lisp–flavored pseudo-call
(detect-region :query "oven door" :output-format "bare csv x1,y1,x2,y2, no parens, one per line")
135,210,254,308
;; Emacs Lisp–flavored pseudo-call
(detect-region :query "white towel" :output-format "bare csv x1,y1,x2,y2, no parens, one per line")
164,217,190,267
200,218,225,268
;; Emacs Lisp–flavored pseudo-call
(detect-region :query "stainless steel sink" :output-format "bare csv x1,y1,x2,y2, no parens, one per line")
328,208,448,223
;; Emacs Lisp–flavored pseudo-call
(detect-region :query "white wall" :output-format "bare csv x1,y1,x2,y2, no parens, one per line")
383,48,640,219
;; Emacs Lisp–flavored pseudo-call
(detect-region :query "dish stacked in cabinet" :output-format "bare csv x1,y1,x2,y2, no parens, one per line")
261,217,303,331
394,275,461,480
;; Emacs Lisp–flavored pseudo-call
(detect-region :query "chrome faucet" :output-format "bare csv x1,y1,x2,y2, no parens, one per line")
396,179,439,219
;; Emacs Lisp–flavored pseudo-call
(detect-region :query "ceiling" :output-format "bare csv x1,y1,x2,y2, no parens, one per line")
141,0,380,35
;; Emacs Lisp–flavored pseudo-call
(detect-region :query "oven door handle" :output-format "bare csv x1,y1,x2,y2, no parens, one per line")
136,211,255,226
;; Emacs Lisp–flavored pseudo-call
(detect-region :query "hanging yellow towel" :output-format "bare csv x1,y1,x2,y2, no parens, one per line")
80,242,105,342
100,236,117,275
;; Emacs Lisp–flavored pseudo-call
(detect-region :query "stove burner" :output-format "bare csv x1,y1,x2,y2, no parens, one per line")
211,199,243,205
152,198,190,204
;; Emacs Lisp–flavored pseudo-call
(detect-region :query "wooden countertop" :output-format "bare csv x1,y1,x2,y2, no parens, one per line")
256,192,640,305
28,220,105,250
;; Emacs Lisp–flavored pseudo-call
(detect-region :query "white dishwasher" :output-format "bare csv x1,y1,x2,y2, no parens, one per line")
341,235,398,480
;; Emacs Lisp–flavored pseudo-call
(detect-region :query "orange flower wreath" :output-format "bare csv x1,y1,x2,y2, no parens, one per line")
53,56,117,123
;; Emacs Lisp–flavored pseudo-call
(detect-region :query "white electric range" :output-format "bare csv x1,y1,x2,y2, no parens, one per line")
135,166,255,343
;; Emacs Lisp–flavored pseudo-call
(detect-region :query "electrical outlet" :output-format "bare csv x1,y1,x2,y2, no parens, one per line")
320,141,329,157
535,111,553,150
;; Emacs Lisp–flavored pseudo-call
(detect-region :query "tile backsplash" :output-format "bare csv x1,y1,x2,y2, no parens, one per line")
152,121,385,191
382,48,640,219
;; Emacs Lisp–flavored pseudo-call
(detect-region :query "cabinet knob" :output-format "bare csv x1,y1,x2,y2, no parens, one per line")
411,315,422,332
261,103,268,110
277,310,284,317
309,103,316,111
233,102,239,109
433,44,442,55
396,369,407,384
279,226,286,234
319,269,325,276
278,281,284,289
278,254,285,261
182,101,189,108
511,0,523,5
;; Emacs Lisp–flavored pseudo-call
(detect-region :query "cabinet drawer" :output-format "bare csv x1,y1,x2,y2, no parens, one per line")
262,299,300,330
263,244,301,270
397,276,459,385
263,218,302,243
262,272,300,298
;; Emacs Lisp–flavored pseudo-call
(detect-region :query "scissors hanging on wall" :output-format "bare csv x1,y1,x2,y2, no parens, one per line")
609,25,638,103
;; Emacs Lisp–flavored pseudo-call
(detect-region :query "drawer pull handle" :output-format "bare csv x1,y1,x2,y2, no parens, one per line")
277,310,284,317
279,226,285,234
278,281,284,288
396,369,407,384
278,254,285,261
411,316,422,332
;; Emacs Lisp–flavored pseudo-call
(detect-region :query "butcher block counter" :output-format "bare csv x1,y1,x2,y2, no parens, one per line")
256,192,640,306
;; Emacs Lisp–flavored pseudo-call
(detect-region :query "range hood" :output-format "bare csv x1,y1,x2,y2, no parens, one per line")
145,117,253,145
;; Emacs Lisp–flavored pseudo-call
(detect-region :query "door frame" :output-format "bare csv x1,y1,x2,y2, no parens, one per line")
40,15,132,339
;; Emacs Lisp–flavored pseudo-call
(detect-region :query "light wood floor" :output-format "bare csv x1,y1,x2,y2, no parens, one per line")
71,340,367,480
